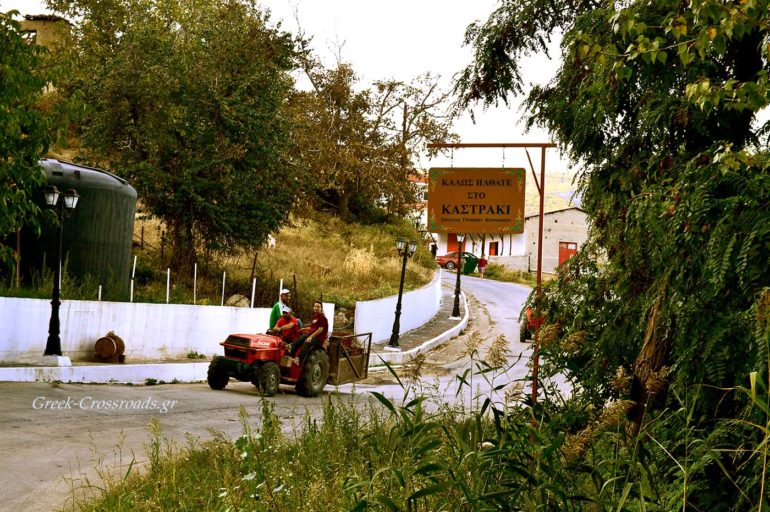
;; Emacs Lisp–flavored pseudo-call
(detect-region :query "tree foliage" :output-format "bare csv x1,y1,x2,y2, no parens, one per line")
0,12,54,273
289,63,453,221
49,0,304,270
458,0,770,508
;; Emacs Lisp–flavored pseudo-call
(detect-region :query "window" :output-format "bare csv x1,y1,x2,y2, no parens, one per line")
489,242,499,256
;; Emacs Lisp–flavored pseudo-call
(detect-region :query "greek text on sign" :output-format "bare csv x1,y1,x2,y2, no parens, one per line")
427,167,525,234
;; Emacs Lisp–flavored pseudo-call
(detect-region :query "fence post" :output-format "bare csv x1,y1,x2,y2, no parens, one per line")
130,255,137,303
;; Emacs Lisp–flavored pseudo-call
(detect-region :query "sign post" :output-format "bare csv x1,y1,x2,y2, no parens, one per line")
427,167,525,234
426,142,555,413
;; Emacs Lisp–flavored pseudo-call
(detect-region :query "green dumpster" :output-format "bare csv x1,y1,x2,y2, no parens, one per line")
463,254,478,275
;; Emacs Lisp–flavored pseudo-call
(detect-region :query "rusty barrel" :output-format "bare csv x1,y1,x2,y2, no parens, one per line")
94,334,125,363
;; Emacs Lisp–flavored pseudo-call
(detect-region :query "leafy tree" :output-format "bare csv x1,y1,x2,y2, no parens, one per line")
457,0,769,508
49,0,304,271
0,12,54,279
376,73,457,211
289,63,453,220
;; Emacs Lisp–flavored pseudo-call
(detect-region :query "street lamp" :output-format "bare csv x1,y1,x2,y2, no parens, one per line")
43,185,80,358
451,234,465,318
386,237,419,350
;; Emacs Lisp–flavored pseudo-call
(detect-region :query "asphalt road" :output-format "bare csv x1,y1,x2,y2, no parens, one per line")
0,276,533,512
414,273,534,399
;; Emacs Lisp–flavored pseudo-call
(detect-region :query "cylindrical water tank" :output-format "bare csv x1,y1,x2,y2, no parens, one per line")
22,159,137,299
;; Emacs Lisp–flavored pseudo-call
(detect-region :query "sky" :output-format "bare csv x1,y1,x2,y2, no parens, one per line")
1,0,569,173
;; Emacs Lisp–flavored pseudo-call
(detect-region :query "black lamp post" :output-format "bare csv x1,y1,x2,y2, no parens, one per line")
451,234,465,318
43,185,80,357
386,237,418,349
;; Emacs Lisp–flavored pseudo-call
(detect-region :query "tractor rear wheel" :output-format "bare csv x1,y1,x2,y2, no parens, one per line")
520,321,531,343
296,350,329,397
254,362,280,397
207,357,229,390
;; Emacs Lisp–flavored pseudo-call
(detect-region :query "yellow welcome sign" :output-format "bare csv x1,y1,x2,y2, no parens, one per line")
427,167,525,234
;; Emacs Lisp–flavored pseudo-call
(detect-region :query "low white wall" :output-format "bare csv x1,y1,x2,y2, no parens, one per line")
491,254,530,271
0,297,334,363
354,270,442,344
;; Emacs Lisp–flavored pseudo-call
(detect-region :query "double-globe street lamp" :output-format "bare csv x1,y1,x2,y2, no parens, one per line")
43,185,80,357
451,234,465,318
386,238,418,350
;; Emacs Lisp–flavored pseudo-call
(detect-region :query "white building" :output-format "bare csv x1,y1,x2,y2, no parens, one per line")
430,207,588,274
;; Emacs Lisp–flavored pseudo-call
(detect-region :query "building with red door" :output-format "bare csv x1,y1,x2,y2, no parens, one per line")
426,207,587,274
495,207,588,273
409,167,587,274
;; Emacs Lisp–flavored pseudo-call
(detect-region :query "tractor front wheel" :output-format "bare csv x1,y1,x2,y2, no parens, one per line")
207,357,229,390
254,362,280,397
296,350,329,397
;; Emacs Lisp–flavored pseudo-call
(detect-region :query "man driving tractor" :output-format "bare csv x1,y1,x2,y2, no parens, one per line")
269,305,301,346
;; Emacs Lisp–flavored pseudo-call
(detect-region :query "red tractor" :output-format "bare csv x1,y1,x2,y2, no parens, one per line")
207,332,372,397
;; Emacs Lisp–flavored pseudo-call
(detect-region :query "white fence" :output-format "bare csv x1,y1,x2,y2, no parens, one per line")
354,270,442,344
0,297,334,363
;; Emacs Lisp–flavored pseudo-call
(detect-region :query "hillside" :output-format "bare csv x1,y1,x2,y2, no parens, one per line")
524,169,581,216
131,212,436,316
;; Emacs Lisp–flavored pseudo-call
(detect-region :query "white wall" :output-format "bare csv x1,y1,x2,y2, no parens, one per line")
354,270,442,344
0,298,334,363
434,232,526,257
490,254,529,270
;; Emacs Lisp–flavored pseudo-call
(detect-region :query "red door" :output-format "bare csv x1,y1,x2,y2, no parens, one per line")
558,241,578,265
447,233,465,252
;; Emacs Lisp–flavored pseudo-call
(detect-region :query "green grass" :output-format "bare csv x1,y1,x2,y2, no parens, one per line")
66,366,533,512
3,211,539,319
479,263,537,286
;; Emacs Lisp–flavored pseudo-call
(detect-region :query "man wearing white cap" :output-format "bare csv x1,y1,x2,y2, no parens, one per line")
269,288,292,330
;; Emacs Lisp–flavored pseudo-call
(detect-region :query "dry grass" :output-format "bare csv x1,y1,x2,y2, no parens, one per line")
485,334,510,368
131,212,435,312
255,214,434,310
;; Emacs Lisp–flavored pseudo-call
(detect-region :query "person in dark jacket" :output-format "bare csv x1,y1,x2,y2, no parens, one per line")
288,301,329,363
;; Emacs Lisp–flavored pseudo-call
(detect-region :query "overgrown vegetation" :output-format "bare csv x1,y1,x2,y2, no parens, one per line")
455,0,770,509
2,212,436,322
69,309,769,511
132,212,436,314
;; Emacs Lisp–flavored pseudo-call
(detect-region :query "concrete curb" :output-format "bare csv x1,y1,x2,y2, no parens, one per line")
0,362,209,384
369,291,469,368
